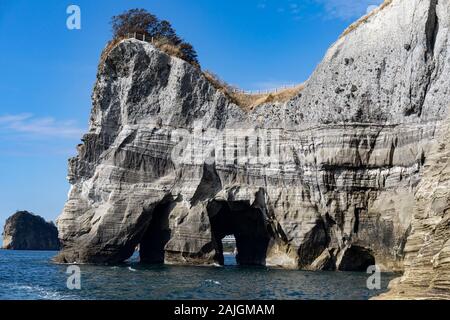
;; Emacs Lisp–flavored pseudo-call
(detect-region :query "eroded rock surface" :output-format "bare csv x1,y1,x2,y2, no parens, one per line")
56,0,449,283
376,113,450,300
2,211,60,251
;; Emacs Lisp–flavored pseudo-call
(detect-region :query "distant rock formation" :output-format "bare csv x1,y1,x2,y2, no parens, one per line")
2,211,60,251
55,0,449,298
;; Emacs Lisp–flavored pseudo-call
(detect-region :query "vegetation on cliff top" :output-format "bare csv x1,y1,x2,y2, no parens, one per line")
203,71,304,111
340,0,393,38
110,9,199,67
101,8,303,110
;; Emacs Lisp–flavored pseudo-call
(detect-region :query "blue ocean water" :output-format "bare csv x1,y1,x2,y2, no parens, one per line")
0,250,397,300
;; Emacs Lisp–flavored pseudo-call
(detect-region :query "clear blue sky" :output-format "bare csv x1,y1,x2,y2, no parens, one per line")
0,0,383,233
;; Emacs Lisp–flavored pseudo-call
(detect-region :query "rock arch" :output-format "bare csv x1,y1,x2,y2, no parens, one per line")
207,200,272,266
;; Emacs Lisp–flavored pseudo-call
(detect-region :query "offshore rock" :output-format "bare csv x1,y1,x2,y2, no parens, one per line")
56,0,449,283
2,211,60,251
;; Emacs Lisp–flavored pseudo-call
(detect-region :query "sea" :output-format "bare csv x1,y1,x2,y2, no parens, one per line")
0,250,397,300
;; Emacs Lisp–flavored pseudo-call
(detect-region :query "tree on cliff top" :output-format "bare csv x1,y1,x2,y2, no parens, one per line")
111,9,158,38
111,9,199,67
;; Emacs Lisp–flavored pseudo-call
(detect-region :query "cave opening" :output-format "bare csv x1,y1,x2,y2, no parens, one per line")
208,200,271,266
139,201,173,264
337,245,376,271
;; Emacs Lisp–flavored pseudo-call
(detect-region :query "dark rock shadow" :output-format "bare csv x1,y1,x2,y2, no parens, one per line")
207,200,270,266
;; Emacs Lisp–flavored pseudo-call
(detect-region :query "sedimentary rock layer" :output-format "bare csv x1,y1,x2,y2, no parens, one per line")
376,113,450,300
56,0,449,285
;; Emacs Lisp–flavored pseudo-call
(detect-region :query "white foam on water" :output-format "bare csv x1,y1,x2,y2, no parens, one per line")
6,283,80,300
205,279,221,285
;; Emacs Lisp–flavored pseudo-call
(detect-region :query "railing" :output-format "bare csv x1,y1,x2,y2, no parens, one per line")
228,84,300,95
222,235,236,244
125,32,155,44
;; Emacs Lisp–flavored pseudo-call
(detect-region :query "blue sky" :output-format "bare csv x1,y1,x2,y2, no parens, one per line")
0,0,383,233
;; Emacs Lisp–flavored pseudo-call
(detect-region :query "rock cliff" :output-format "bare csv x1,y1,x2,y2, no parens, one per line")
56,0,449,288
2,211,60,251
376,111,450,300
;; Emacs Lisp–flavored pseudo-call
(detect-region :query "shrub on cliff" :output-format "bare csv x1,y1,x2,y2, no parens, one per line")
111,9,199,67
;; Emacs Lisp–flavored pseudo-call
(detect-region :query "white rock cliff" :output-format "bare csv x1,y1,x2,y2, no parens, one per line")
56,0,449,297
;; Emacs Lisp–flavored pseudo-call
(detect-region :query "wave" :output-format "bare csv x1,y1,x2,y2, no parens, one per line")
4,283,81,300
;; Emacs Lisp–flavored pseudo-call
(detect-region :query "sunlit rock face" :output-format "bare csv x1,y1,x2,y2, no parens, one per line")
56,0,449,282
376,112,450,300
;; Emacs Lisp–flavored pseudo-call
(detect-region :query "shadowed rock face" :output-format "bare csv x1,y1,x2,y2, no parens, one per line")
2,211,60,251
139,200,173,263
336,246,376,271
208,200,271,266
56,0,449,285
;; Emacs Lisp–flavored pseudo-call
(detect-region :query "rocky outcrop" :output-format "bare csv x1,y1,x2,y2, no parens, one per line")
2,211,60,251
56,0,450,282
376,113,450,300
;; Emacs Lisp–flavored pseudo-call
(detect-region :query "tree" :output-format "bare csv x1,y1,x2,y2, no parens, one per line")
110,9,200,67
153,20,181,45
179,42,199,66
111,9,158,38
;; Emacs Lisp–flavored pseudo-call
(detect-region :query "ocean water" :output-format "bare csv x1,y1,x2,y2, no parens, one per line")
0,250,397,300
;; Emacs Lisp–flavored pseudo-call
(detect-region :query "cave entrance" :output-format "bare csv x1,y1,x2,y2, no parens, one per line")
337,246,376,271
208,200,271,266
139,201,173,264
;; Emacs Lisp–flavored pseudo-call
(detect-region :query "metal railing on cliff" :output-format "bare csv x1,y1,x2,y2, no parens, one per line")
125,32,155,44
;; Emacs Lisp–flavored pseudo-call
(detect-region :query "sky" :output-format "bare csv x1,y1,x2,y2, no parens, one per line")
0,0,383,235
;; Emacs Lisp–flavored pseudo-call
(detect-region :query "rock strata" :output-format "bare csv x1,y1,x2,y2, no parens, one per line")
56,0,449,290
2,211,60,251
376,113,450,300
